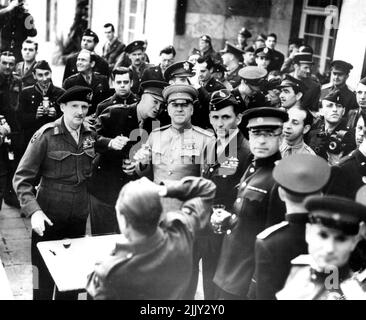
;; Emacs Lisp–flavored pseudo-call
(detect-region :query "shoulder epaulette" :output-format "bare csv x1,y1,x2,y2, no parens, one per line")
96,252,134,279
152,124,171,132
291,254,313,266
30,122,56,143
321,82,332,90
257,221,289,240
192,126,214,137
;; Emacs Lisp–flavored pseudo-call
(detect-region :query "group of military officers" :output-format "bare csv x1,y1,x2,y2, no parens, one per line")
0,22,366,300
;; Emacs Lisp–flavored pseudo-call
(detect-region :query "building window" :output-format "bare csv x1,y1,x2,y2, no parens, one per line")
123,0,147,43
299,0,342,75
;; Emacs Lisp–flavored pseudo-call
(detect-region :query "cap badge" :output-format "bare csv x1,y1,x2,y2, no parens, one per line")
332,213,341,221
135,42,138,46
87,92,93,101
257,117,264,124
219,91,226,98
202,36,208,41
183,62,190,71
264,48,269,54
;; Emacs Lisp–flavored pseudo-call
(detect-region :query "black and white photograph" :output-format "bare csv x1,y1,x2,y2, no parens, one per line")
0,0,366,304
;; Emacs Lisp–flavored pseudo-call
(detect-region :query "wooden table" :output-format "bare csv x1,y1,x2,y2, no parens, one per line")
37,234,126,293
0,256,13,300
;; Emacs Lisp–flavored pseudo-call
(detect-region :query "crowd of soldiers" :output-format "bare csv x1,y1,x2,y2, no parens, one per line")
0,10,366,300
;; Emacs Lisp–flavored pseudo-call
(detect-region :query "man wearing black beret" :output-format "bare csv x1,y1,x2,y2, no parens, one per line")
13,86,98,300
236,27,252,51
320,60,358,115
62,29,109,83
221,41,245,89
213,107,287,299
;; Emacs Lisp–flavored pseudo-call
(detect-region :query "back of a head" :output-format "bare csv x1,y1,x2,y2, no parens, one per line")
116,179,162,236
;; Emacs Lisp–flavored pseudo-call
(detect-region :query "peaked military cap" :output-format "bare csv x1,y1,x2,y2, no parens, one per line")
323,89,343,105
57,86,93,104
330,60,353,73
293,53,314,65
255,47,273,59
82,29,99,43
277,74,308,93
305,195,366,235
125,40,145,54
163,84,198,103
200,35,212,44
140,80,169,102
239,27,252,39
220,42,245,59
33,60,52,72
273,154,330,195
244,45,255,53
243,107,288,128
164,61,195,81
256,34,267,42
209,89,239,112
238,66,268,86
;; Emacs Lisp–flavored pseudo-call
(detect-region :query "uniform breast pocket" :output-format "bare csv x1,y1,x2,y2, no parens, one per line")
152,148,166,165
236,188,267,218
47,150,73,177
83,148,96,176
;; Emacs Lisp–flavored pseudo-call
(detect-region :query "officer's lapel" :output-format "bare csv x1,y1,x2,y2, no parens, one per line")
60,118,79,149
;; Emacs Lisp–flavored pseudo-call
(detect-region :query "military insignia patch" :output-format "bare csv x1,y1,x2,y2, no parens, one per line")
183,62,190,71
87,92,93,102
218,157,239,176
31,132,41,144
82,136,95,150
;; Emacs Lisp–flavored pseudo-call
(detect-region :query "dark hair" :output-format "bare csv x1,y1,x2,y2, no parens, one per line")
79,50,97,64
196,56,215,70
295,106,314,127
267,33,277,41
112,67,133,80
160,45,176,57
103,23,115,32
299,45,314,54
23,39,38,52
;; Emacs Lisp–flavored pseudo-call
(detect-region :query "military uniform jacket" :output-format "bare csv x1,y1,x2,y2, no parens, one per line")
102,38,125,71
63,72,110,115
214,152,286,297
251,214,308,300
137,125,215,185
203,76,226,94
18,83,65,148
320,84,358,114
89,104,151,204
141,64,165,82
86,177,216,300
225,66,242,90
290,73,321,112
327,149,366,199
268,49,285,72
201,130,251,211
347,108,363,130
277,255,366,300
130,63,153,95
15,61,37,88
95,92,138,117
0,7,37,62
13,117,97,218
62,52,110,83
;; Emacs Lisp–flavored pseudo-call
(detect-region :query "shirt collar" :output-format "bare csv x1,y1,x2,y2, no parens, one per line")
254,152,281,168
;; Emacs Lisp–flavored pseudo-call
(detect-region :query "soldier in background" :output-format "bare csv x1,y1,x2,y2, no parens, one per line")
198,35,221,65
0,0,37,62
220,42,244,90
15,39,38,88
236,27,252,51
347,77,366,130
18,60,64,155
194,56,225,94
63,50,110,117
277,193,366,300
242,46,256,68
102,23,125,72
251,154,330,300
95,67,138,117
320,60,358,115
63,29,109,82
265,33,285,72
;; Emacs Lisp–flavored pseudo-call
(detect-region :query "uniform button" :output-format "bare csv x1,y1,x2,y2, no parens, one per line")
168,171,173,176
242,182,247,188
209,168,214,173
126,253,133,259
363,177,366,184
249,168,255,173
362,162,365,166
222,175,227,178
236,198,241,204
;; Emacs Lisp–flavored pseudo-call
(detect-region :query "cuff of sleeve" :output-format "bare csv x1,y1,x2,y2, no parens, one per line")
23,200,41,218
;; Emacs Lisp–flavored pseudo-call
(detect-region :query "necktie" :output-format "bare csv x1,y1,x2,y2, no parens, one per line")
71,130,79,144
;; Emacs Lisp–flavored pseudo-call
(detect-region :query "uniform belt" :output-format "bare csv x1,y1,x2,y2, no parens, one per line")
39,178,87,192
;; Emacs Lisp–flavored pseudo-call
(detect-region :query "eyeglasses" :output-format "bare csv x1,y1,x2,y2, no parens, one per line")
249,130,282,138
